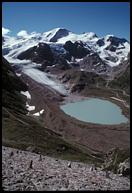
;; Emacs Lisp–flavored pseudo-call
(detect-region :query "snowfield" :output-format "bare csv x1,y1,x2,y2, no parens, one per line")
57,31,98,44
4,54,68,95
21,91,31,99
26,102,35,111
22,65,68,95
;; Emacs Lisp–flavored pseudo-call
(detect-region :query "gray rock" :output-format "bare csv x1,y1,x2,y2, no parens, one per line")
117,158,130,177
2,146,130,191
67,162,71,168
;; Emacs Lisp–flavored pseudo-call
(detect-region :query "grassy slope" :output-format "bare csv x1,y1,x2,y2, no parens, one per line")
3,109,102,163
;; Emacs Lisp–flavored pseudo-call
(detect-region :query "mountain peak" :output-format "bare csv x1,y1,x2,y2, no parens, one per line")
42,28,70,42
51,27,70,32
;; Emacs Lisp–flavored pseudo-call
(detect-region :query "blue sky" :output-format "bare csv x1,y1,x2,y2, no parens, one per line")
2,2,130,40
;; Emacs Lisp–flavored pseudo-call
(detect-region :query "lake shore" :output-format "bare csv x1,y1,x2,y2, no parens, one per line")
60,97,128,125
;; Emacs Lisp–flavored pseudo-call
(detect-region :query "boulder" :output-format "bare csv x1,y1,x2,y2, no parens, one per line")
117,158,130,177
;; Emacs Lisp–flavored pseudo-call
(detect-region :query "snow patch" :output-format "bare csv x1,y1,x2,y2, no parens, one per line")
33,109,44,116
75,58,84,62
27,106,35,111
26,102,35,111
21,91,31,99
16,73,21,77
94,62,100,67
33,112,40,116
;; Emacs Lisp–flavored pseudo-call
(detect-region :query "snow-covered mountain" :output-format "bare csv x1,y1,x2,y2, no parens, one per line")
42,28,70,42
2,27,130,71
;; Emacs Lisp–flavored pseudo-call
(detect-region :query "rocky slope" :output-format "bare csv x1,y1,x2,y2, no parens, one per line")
108,54,130,94
58,69,107,93
58,54,130,96
2,146,130,191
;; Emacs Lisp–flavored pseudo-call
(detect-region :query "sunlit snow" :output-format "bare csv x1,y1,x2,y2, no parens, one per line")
26,102,35,111
21,91,31,99
2,27,130,68
33,109,44,116
23,67,67,95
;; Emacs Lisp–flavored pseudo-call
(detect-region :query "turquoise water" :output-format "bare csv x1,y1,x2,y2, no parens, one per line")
60,98,128,125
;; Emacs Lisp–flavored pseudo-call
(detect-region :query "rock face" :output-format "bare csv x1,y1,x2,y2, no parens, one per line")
97,39,105,47
2,146,130,191
17,42,54,63
97,36,127,51
63,41,90,58
79,53,111,74
59,69,106,93
105,36,127,48
37,60,53,71
108,54,130,94
53,57,71,70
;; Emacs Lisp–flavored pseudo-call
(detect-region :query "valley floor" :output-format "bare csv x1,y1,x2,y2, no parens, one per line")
2,146,130,191
20,72,129,154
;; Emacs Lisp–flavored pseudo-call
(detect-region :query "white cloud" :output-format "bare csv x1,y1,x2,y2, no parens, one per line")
17,30,29,37
2,27,11,35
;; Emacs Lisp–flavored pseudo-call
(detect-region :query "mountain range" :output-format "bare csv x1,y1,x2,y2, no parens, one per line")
3,28,130,74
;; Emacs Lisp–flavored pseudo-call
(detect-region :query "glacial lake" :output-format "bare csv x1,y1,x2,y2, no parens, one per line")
60,98,128,125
